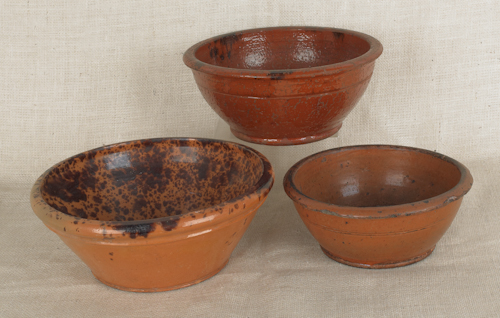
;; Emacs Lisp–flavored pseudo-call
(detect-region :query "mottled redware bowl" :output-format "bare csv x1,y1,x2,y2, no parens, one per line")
284,145,473,268
31,138,274,292
184,26,383,145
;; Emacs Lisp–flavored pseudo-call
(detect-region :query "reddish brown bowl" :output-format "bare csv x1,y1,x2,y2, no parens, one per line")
284,145,473,268
183,26,383,145
31,138,274,292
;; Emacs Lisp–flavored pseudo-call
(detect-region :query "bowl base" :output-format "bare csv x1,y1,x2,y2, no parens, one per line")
230,125,342,146
92,260,229,292
320,246,436,269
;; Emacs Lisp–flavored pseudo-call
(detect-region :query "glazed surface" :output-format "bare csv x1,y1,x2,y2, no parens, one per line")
41,139,264,221
284,145,473,268
195,29,370,70
184,27,382,145
292,147,462,207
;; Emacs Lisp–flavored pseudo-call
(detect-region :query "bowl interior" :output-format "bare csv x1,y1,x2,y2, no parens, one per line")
292,147,462,207
195,28,371,70
41,139,264,221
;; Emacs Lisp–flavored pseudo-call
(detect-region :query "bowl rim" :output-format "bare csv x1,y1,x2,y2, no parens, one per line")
183,26,383,79
31,137,274,235
283,144,473,219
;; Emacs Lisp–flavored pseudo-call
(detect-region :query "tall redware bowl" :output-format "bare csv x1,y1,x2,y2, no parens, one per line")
31,138,274,292
284,145,473,268
183,26,382,145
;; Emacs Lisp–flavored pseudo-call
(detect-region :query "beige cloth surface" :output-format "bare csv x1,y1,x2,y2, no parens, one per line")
1,1,499,317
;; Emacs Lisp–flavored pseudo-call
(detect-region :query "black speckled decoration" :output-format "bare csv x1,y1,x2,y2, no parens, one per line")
41,139,264,222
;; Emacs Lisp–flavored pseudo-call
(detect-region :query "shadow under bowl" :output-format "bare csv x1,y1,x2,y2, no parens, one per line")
183,26,383,145
31,138,274,291
284,145,473,268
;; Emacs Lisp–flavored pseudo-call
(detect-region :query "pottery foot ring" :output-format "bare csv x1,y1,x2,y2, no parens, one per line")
320,245,436,269
230,125,342,146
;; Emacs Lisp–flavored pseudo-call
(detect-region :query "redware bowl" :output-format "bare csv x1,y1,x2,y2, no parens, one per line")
31,138,274,292
284,145,473,268
183,26,383,145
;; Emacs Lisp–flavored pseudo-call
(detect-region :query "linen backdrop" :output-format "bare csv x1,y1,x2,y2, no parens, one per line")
1,1,499,317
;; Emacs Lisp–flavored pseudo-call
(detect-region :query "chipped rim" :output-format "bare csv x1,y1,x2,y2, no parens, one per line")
283,145,473,219
31,137,274,239
183,26,383,79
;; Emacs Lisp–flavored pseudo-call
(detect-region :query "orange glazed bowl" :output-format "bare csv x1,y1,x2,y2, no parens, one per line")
31,138,274,292
284,145,473,268
183,26,383,145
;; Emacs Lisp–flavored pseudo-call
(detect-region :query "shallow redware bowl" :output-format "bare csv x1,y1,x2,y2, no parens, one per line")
31,138,274,292
284,145,473,268
183,26,383,145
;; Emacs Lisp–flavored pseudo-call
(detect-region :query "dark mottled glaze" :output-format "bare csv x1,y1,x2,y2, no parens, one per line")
284,145,473,268
30,138,274,292
184,27,383,145
41,138,263,222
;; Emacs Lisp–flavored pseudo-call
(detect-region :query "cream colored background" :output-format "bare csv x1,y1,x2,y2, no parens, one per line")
1,1,499,317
